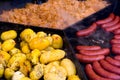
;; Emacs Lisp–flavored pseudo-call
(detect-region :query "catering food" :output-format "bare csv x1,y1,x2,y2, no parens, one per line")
0,28,81,80
0,0,109,29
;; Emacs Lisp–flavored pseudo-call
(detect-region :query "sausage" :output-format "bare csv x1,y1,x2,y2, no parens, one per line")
105,56,120,67
75,53,105,63
76,23,97,37
111,39,120,44
79,48,110,56
114,35,120,39
114,55,120,61
112,46,120,55
105,22,120,32
112,44,120,48
76,45,101,50
100,60,120,75
114,29,120,34
93,61,120,80
96,13,115,25
102,16,120,28
85,64,112,80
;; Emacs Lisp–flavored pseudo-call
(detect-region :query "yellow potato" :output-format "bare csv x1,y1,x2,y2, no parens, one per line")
44,66,67,80
20,41,28,47
19,60,32,76
4,68,14,80
0,42,1,50
45,36,53,45
36,31,47,38
60,58,76,76
40,49,66,64
1,30,17,40
21,44,30,54
29,37,50,50
9,48,21,56
20,28,36,42
0,50,11,65
20,77,31,80
31,49,41,65
44,61,60,74
12,71,25,80
7,53,26,70
68,75,81,80
51,34,63,48
29,64,44,80
0,64,4,78
2,39,16,52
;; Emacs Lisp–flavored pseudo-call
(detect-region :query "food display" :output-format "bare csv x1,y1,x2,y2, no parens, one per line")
0,24,82,80
64,12,120,80
0,0,109,29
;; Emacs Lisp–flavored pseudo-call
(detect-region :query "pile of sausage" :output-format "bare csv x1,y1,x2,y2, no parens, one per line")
75,13,120,80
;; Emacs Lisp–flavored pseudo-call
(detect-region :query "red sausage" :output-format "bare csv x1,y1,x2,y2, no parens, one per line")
111,39,120,44
106,56,120,67
93,61,120,80
105,22,120,32
75,53,105,63
96,13,115,25
79,48,110,56
114,55,120,61
102,16,120,28
76,45,101,50
114,35,120,39
76,23,97,37
114,29,120,34
100,60,120,75
112,44,120,47
112,46,120,55
85,64,112,80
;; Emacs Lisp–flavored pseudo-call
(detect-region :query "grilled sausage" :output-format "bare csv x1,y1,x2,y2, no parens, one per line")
114,29,120,34
112,46,120,55
93,61,120,80
105,56,120,67
111,39,120,44
102,16,119,28
114,55,120,61
114,35,120,39
76,45,101,50
75,53,105,63
85,64,112,80
76,23,97,37
105,22,120,32
79,48,110,56
96,13,115,25
100,60,120,75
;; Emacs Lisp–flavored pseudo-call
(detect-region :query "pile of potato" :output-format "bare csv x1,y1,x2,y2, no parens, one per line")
0,28,80,80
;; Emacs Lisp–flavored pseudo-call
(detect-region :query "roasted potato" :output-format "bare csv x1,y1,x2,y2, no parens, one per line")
40,49,66,64
68,75,81,80
0,50,11,66
51,34,63,48
9,48,21,56
0,64,4,78
2,39,16,52
12,71,25,80
60,58,76,76
44,62,67,80
36,31,47,38
7,53,26,70
20,28,36,42
4,68,14,80
30,49,41,65
1,30,17,40
29,37,50,50
29,64,44,80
